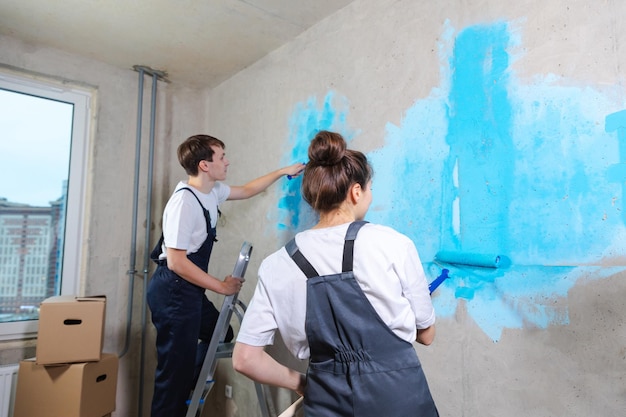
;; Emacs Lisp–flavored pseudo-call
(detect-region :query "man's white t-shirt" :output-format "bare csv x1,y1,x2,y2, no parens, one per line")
159,181,230,259
237,222,435,360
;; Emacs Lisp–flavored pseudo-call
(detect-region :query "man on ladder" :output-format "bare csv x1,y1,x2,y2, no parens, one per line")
147,134,304,417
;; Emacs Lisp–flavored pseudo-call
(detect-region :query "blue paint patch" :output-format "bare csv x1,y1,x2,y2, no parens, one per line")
278,21,626,342
455,287,475,300
274,91,355,236
369,21,626,341
367,98,450,258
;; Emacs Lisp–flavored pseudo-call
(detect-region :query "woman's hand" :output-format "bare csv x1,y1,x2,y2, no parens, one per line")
296,373,307,396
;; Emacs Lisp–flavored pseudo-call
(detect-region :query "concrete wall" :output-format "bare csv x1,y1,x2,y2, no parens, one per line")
1,0,625,416
207,0,626,416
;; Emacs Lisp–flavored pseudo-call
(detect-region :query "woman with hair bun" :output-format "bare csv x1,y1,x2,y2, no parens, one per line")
233,130,438,416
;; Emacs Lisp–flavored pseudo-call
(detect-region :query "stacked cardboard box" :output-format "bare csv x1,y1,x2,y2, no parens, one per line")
13,295,118,417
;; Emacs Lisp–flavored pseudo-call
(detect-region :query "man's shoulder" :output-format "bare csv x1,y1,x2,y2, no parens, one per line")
213,181,231,200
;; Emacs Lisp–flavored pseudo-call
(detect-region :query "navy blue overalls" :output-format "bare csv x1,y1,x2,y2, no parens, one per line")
147,187,232,417
286,221,439,417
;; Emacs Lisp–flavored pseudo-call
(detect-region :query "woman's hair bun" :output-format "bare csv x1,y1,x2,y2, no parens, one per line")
308,131,346,166
302,130,372,213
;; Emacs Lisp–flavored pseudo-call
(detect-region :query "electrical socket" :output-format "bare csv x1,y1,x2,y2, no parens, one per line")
225,384,233,398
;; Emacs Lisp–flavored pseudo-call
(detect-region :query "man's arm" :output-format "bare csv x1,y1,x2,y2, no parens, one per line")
166,248,241,295
228,162,305,200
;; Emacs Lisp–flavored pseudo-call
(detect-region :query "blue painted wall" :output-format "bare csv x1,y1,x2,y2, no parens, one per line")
278,21,626,342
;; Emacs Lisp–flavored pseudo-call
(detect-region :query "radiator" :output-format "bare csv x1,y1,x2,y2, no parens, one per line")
0,364,19,417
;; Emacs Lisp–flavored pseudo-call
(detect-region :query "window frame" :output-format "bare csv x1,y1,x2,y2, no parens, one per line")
0,69,92,340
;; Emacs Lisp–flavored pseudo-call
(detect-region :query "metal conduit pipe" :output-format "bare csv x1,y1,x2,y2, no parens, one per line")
119,66,145,360
139,68,161,417
120,65,167,417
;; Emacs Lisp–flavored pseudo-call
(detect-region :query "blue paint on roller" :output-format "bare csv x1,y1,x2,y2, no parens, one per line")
435,250,501,268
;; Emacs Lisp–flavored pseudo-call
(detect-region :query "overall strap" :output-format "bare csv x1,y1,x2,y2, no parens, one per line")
286,238,318,278
286,220,369,278
151,187,218,264
177,187,212,233
342,221,368,272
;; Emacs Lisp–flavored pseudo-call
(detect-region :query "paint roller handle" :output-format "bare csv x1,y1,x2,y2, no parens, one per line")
428,268,449,294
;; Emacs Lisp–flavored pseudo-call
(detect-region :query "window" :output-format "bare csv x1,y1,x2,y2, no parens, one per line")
0,69,91,340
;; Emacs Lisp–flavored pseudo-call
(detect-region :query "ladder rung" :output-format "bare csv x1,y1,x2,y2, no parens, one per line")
216,342,234,358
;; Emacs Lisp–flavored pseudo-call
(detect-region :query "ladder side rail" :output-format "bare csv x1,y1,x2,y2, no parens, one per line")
255,382,271,417
185,294,238,417
185,242,253,417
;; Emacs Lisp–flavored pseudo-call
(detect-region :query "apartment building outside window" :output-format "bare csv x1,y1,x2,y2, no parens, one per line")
0,69,91,340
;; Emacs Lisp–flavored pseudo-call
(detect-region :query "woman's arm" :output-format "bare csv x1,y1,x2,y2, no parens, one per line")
416,325,435,346
232,342,306,395
400,240,436,344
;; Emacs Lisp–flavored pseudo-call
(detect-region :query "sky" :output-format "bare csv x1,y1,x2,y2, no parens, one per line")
0,88,73,207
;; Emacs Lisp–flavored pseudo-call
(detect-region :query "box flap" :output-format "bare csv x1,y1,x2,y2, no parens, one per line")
41,295,106,304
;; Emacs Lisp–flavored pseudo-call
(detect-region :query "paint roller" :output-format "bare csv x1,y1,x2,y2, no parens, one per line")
434,250,501,268
428,251,502,293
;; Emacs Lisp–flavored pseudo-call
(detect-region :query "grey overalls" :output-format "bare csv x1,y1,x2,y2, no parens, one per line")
286,221,439,417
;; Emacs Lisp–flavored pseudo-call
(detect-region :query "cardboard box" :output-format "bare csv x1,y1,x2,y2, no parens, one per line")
36,295,106,365
13,353,118,417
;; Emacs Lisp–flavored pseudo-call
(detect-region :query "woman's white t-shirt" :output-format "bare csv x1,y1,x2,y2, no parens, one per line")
237,222,435,360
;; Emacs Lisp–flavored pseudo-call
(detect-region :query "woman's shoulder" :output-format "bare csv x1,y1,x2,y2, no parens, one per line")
360,222,414,249
362,222,409,238
261,240,297,266
258,243,303,285
286,222,411,246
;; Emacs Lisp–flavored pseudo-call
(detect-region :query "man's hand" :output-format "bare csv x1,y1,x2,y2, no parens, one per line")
221,275,243,295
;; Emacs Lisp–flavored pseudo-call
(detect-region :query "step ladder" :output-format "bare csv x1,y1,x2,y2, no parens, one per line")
278,397,303,417
185,241,271,417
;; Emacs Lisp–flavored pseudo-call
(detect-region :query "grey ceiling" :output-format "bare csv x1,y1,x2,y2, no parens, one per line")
0,0,355,88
